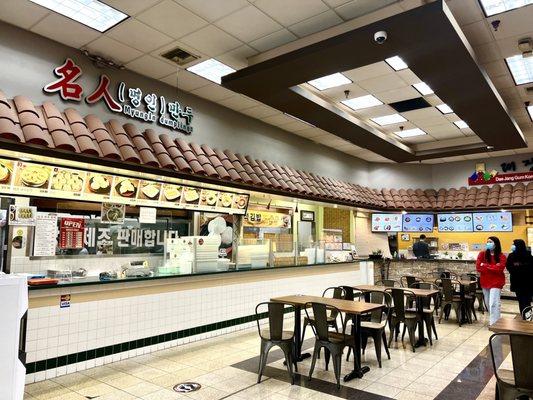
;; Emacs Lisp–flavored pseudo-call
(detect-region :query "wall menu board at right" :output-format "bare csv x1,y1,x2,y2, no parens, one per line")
473,212,513,232
437,213,474,232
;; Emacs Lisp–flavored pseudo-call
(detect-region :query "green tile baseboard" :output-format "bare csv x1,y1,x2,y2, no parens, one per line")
25,307,293,374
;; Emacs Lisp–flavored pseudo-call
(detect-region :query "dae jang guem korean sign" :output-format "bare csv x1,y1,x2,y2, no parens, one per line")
43,58,193,134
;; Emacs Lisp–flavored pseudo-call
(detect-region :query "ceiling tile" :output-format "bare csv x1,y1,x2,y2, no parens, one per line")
473,42,502,64
413,114,449,128
107,19,174,53
445,0,484,26
355,104,396,119
85,36,143,64
180,25,242,56
31,14,101,49
218,95,259,111
335,0,398,20
125,55,176,79
261,113,295,126
374,86,419,103
461,20,494,46
215,6,282,42
293,127,329,138
191,84,236,102
402,107,442,121
255,0,329,26
249,29,298,52
136,0,208,39
151,41,206,69
481,60,509,78
322,0,352,7
343,62,393,82
495,33,533,58
101,0,161,16
175,0,249,22
491,74,517,90
289,10,343,37
240,105,279,118
217,45,257,70
320,82,367,102
160,70,210,91
284,120,313,132
489,6,533,40
396,69,420,85
358,73,407,93
0,0,49,29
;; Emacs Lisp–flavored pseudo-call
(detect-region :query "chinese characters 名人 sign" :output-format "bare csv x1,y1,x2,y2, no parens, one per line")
43,58,193,134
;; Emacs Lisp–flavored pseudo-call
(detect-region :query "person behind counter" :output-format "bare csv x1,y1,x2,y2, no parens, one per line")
476,236,506,325
506,239,533,318
413,234,430,259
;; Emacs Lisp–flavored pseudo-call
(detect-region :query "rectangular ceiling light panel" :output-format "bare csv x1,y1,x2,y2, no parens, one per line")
187,59,236,84
479,0,533,17
29,0,128,32
454,120,469,129
436,103,453,114
412,82,434,95
394,128,427,138
307,73,351,91
527,104,533,121
505,55,533,85
341,95,383,110
385,56,408,71
371,113,407,126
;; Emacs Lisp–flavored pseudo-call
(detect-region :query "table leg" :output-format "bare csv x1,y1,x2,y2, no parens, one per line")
343,314,370,381
286,305,310,365
414,297,427,348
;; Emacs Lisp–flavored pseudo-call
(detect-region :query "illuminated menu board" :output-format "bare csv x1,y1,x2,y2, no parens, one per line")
437,213,473,232
371,213,402,232
402,214,434,232
0,158,249,215
473,212,513,232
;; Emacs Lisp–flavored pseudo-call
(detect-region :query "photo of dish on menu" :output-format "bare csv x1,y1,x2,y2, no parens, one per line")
161,184,182,202
50,167,85,193
437,213,473,232
138,181,161,201
113,177,138,198
181,187,200,205
232,194,248,210
0,159,14,186
472,212,513,232
402,213,434,232
13,162,52,189
217,192,234,208
371,213,402,232
85,172,112,195
200,189,218,207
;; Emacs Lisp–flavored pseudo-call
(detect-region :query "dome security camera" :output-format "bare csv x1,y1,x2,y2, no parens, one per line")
374,31,387,44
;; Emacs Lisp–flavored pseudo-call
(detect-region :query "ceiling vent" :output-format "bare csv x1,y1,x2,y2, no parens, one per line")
161,47,199,66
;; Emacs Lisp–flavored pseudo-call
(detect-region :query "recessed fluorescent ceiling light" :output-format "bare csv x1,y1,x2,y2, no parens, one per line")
527,104,533,121
371,113,407,126
479,0,533,16
454,120,469,129
394,128,427,138
412,82,434,95
187,59,236,84
29,0,128,32
341,95,383,110
385,56,408,71
505,55,533,85
307,73,351,91
436,103,453,114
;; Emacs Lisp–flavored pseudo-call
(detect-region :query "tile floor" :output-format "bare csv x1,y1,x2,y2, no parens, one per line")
24,300,521,400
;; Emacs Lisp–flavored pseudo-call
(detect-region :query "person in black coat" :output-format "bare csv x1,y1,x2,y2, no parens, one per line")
506,239,533,318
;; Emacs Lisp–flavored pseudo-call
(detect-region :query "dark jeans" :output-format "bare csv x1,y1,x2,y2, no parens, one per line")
515,290,533,318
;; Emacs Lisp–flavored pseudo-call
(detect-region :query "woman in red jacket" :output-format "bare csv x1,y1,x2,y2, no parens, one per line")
476,236,506,325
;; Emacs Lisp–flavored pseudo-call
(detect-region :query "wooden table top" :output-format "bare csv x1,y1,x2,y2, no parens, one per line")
353,285,440,297
271,295,384,314
489,318,533,335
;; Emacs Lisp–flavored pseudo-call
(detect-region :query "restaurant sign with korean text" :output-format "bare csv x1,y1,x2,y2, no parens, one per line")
43,58,193,134
468,157,533,185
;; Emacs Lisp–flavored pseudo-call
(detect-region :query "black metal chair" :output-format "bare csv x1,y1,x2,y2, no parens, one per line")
401,275,419,288
489,333,533,400
436,278,463,326
346,290,392,367
386,288,419,352
375,279,399,287
255,302,296,384
463,280,478,323
305,302,352,389
523,305,533,321
300,287,346,355
409,282,439,345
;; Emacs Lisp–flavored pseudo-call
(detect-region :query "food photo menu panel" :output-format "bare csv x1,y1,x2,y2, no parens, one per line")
473,212,513,232
371,213,402,232
402,214,434,232
437,213,474,232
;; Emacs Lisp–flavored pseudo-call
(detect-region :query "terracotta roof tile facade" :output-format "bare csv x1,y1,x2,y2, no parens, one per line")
1,91,533,211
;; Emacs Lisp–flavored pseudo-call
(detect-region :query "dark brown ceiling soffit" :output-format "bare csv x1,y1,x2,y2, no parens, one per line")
222,0,526,163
